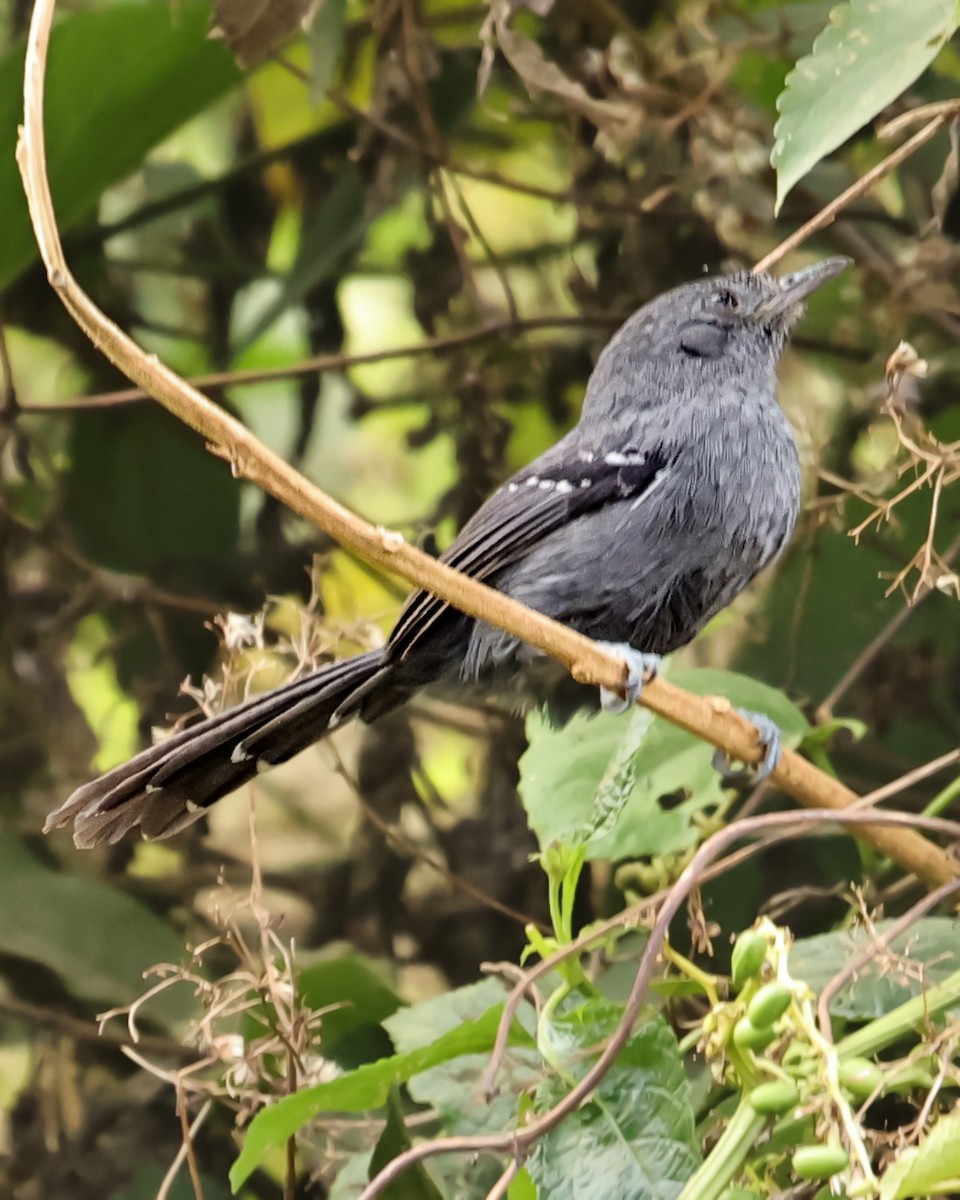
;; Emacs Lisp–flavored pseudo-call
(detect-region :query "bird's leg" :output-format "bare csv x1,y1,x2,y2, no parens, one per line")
712,709,782,782
596,643,662,714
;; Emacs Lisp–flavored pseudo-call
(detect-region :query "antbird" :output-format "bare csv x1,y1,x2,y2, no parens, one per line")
46,258,849,847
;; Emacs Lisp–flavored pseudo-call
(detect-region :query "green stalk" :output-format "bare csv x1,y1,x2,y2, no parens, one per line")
675,1097,768,1200
836,967,960,1060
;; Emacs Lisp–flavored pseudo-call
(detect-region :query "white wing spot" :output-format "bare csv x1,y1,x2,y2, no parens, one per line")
579,479,591,488
185,799,201,813
555,479,574,494
231,743,252,764
525,477,539,487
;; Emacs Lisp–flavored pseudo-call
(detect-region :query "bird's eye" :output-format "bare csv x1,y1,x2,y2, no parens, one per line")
715,290,738,310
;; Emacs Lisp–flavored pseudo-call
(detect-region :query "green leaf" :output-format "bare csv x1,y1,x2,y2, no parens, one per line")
64,407,240,588
297,955,404,1046
234,165,368,350
879,1110,960,1200
230,1001,516,1191
306,0,348,100
387,980,539,1144
771,0,959,212
0,836,192,1028
368,1089,445,1200
0,1,241,287
529,1002,699,1200
519,668,807,860
790,917,960,1020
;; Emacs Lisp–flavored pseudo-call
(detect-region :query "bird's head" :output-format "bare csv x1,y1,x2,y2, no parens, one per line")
583,257,851,422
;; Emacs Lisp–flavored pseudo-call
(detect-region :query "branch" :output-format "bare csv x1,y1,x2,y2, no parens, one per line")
17,0,959,887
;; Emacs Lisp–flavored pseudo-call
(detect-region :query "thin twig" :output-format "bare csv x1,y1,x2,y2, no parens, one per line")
816,877,960,1044
854,750,960,811
754,115,955,274
818,529,960,719
175,1085,208,1200
18,313,616,414
158,1101,213,1200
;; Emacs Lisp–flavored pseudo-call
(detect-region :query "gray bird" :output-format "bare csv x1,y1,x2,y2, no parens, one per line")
45,257,849,847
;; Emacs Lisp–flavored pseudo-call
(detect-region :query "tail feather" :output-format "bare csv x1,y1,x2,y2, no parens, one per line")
46,650,387,848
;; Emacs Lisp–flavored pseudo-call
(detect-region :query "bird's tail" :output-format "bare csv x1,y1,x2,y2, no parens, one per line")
45,649,390,848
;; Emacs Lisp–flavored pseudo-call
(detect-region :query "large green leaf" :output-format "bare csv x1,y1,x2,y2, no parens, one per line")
0,1,241,287
790,917,960,1020
771,0,958,212
297,955,404,1047
879,1109,960,1200
0,836,192,1028
230,1000,526,1190
529,1002,699,1200
519,668,808,860
64,406,240,588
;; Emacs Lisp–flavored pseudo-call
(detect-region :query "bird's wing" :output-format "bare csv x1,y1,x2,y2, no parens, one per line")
388,445,669,659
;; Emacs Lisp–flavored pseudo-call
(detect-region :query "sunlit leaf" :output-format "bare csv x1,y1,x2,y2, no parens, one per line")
879,1109,960,1200
230,1001,523,1190
772,0,958,212
0,1,241,286
520,668,808,860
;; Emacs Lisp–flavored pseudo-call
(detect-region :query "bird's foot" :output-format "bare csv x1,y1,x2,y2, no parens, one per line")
712,709,782,783
596,643,661,714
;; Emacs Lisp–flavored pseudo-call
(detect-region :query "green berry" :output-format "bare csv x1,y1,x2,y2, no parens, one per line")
746,982,793,1029
748,1080,801,1115
731,930,768,991
732,1016,777,1051
791,1145,849,1180
839,1057,883,1099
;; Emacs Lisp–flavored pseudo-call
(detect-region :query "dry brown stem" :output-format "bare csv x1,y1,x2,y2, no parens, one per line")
17,0,959,891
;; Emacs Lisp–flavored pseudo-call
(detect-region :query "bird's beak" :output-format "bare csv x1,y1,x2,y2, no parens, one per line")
752,256,852,322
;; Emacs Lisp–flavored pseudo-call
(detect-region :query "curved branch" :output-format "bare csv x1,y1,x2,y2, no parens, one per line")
16,0,959,888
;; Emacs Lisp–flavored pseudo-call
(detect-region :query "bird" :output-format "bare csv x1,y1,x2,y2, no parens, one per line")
45,257,850,848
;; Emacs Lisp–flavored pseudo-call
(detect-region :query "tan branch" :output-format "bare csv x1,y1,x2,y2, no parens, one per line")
755,111,958,274
17,0,959,887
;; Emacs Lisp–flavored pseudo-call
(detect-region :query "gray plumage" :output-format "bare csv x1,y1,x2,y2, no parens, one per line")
45,258,849,847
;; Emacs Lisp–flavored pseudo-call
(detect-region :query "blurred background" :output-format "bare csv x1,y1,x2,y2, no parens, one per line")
0,0,958,1195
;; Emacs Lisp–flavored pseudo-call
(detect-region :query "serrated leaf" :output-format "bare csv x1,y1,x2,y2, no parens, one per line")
879,1109,960,1200
771,0,958,212
529,1002,699,1200
520,668,807,860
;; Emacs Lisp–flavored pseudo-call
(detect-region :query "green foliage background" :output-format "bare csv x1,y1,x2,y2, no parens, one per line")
0,0,958,1196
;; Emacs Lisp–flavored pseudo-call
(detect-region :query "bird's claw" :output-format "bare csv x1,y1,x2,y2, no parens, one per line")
712,708,782,783
597,643,661,714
